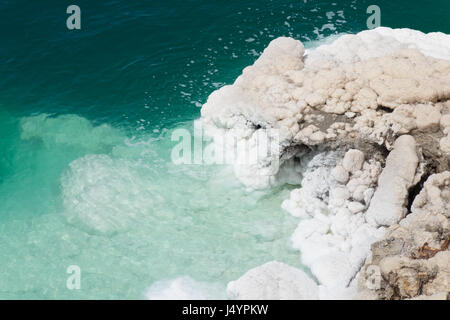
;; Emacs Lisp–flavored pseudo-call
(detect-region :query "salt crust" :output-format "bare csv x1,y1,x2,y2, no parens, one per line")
202,28,450,299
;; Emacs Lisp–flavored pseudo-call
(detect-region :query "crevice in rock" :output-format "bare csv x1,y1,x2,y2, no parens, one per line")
377,105,394,113
404,147,442,215
373,142,390,159
406,171,430,213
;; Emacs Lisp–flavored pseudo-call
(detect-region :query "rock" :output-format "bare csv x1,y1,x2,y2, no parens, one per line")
342,150,365,173
282,150,384,298
359,172,450,300
329,187,351,207
331,165,349,184
310,252,353,288
365,135,419,227
414,104,441,132
352,185,368,202
348,201,365,214
440,135,450,153
201,28,450,189
440,114,450,130
227,261,319,300
363,188,375,206
310,131,326,143
201,27,450,300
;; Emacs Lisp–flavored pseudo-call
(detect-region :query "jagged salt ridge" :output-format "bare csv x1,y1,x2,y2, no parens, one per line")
200,27,450,299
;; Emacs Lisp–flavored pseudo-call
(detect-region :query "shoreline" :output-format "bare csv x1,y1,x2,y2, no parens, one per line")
200,27,450,299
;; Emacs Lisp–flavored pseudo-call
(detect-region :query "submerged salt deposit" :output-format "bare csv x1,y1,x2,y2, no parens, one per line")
0,113,303,299
201,27,450,299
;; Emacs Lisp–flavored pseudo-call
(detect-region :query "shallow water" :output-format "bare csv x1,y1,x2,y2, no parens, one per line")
1,0,449,299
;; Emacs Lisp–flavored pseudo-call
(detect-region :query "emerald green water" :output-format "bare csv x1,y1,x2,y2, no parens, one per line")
0,0,449,299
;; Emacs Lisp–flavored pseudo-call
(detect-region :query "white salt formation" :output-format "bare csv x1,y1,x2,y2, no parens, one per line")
365,135,419,227
201,27,450,300
226,261,319,300
283,149,385,299
202,27,450,189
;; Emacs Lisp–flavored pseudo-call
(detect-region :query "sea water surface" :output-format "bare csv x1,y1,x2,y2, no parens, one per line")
1,0,449,299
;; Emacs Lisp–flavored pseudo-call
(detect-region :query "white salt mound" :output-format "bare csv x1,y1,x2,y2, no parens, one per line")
227,261,319,300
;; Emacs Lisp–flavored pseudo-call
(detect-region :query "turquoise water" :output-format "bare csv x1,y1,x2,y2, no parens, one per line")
0,0,449,299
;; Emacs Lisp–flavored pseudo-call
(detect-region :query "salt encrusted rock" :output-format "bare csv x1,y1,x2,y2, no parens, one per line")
201,28,449,189
342,150,365,173
440,135,450,153
359,172,450,300
329,187,351,207
201,27,450,300
365,135,419,227
310,252,353,288
348,201,365,214
331,165,350,184
226,261,319,300
281,150,383,298
414,104,441,132
441,114,450,129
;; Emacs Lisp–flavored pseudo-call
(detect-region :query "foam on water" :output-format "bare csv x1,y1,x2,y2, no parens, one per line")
303,33,348,50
